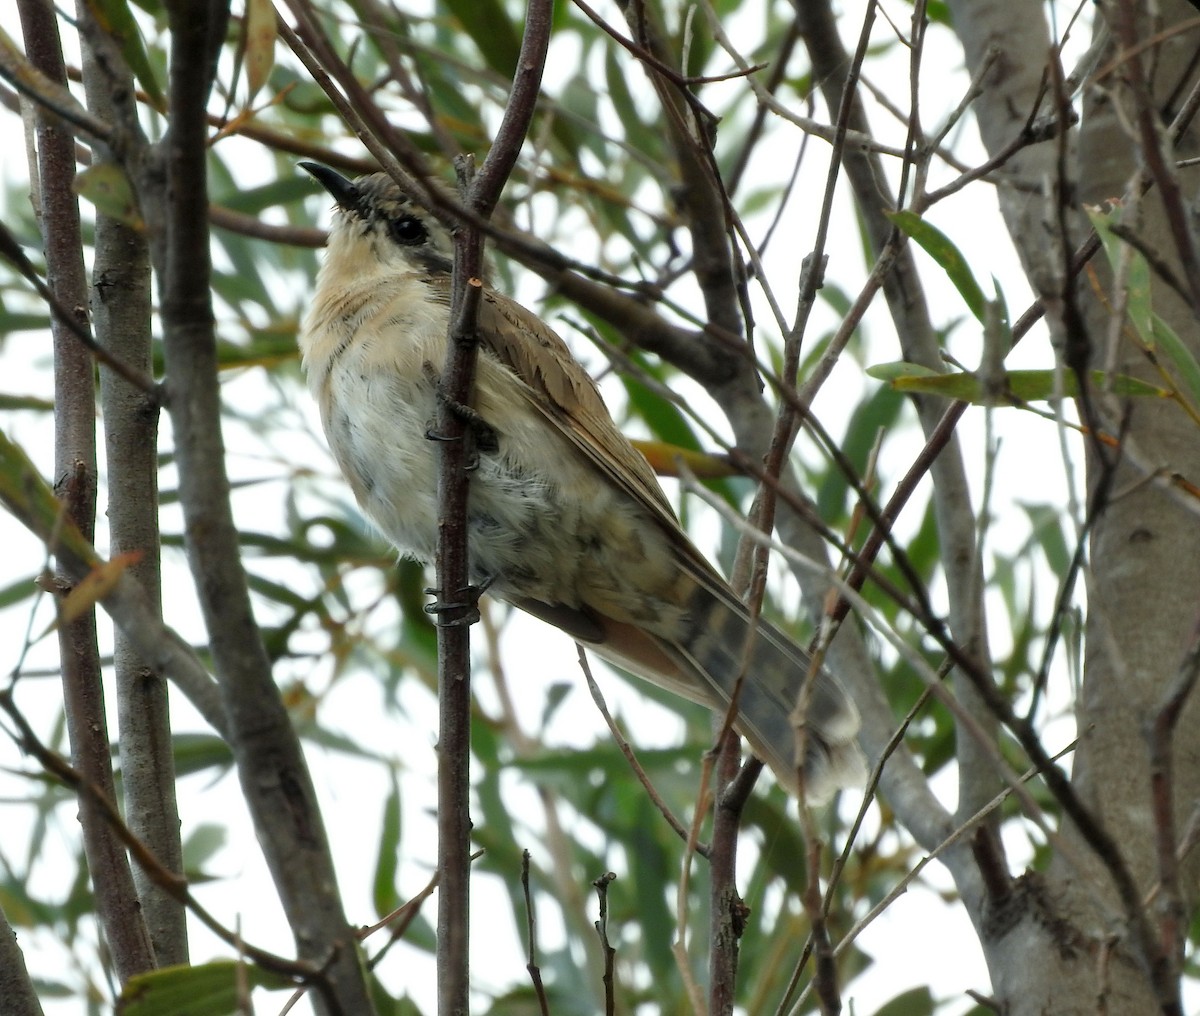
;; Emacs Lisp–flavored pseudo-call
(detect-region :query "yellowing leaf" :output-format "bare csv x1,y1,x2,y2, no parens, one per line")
243,0,276,101
630,439,738,479
57,551,143,626
0,428,100,569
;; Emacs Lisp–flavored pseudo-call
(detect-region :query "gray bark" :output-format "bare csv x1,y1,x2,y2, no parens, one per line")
950,0,1200,1011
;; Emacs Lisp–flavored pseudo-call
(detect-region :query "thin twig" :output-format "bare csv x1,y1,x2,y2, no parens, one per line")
431,4,554,1014
521,850,551,1016
592,872,618,1016
1146,616,1200,982
578,648,706,855
784,746,1074,1016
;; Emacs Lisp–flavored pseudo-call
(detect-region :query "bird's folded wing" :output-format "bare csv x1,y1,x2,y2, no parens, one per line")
477,288,714,566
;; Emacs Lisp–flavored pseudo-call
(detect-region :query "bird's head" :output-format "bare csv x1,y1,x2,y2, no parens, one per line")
301,162,455,279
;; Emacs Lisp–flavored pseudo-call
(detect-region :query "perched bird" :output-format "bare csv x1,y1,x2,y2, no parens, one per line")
298,163,864,802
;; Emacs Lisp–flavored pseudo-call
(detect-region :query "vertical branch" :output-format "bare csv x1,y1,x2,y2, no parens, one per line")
433,196,480,1013
519,850,551,1015
597,6,765,1003
708,753,753,1016
799,0,998,825
17,0,156,982
1113,0,1200,316
149,3,373,1012
804,834,840,1016
76,8,186,966
433,3,552,1014
592,872,618,1016
614,0,743,339
0,904,43,1016
1147,621,1200,982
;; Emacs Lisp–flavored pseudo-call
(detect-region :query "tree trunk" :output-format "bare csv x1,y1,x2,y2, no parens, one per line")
953,1,1200,1011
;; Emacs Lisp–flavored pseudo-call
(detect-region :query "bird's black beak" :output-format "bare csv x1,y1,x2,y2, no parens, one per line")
300,162,362,214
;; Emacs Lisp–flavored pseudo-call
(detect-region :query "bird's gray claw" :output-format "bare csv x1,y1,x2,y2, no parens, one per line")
423,582,488,627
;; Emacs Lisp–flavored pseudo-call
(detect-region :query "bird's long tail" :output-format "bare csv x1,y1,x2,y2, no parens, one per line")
546,558,865,802
658,571,865,802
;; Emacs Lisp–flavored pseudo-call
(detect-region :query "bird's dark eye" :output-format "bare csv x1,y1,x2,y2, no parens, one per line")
388,214,428,246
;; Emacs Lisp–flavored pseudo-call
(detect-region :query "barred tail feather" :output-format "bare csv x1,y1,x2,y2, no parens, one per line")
663,574,865,803
534,570,866,802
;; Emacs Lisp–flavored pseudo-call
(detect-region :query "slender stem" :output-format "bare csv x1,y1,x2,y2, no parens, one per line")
0,897,44,1016
151,2,374,1011
434,4,553,1013
78,2,186,964
19,0,157,982
708,731,749,1016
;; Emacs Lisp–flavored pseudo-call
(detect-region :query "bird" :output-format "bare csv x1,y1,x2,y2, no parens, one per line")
298,162,865,803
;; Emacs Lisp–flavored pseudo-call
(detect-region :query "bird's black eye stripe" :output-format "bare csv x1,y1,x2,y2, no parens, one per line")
388,214,428,246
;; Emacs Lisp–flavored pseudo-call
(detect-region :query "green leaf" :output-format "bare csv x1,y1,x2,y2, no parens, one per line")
373,771,403,917
212,330,300,371
85,0,164,109
1150,312,1200,410
743,792,808,895
441,0,521,77
889,209,986,322
1085,203,1200,409
539,681,572,732
116,960,293,1016
873,984,936,1016
867,361,1170,402
604,47,661,166
74,163,143,229
0,312,51,333
816,382,904,523
622,373,701,451
171,733,234,777
181,824,227,875
1086,203,1153,340
215,175,316,217
0,572,38,608
1019,502,1072,577
32,978,76,998
368,980,425,1015
0,393,53,411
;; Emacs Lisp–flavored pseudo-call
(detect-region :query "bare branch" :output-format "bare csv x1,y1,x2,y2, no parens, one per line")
578,647,704,854
19,0,157,981
0,219,158,395
149,2,374,1011
1146,618,1200,981
0,25,111,145
430,4,553,1013
520,850,552,1016
0,884,44,1016
77,5,187,965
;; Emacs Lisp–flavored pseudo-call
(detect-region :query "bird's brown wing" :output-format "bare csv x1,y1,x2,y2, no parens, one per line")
477,288,694,538
474,286,864,801
474,287,747,681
